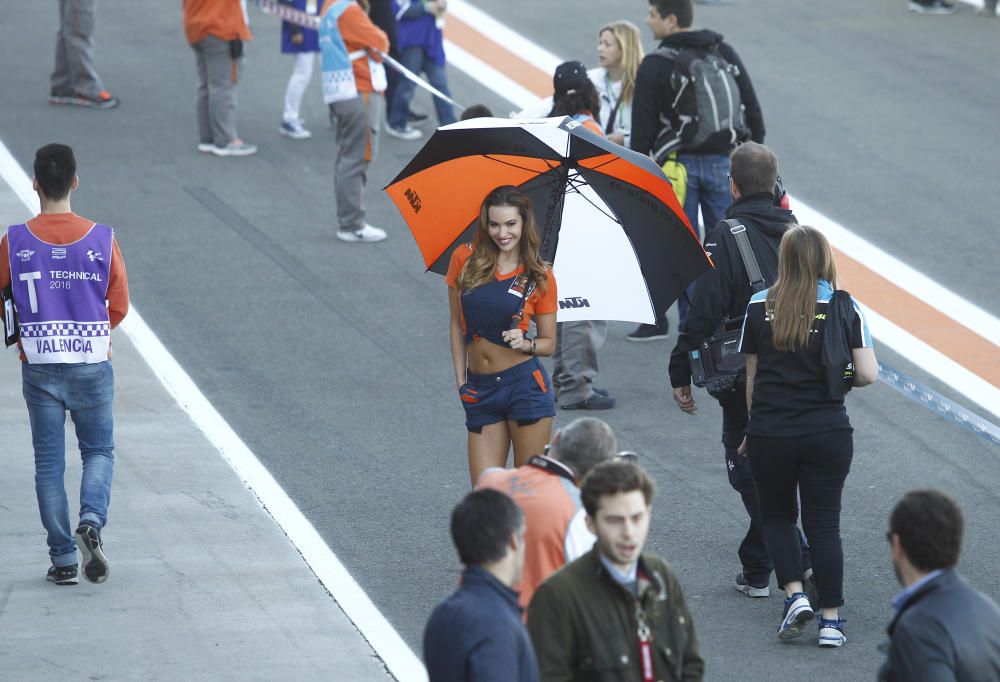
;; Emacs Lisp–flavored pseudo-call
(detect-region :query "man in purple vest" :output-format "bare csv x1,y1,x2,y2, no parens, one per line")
0,144,129,585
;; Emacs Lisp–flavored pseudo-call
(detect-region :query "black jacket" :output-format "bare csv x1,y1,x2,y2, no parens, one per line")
879,569,1000,682
424,565,540,682
631,29,765,157
668,193,794,388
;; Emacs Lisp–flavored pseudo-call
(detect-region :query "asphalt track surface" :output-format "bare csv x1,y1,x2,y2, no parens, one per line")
1,2,998,681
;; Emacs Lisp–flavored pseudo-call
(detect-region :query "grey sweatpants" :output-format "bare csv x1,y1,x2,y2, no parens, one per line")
552,320,609,406
329,93,382,233
192,36,241,147
51,0,105,98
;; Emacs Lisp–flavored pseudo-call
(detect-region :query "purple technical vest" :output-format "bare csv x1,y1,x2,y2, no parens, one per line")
6,222,113,364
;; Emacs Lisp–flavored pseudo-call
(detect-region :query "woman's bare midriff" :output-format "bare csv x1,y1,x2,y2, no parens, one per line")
466,337,533,375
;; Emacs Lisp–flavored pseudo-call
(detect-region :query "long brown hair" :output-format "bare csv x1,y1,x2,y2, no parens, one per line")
598,21,644,105
457,186,548,293
766,225,838,351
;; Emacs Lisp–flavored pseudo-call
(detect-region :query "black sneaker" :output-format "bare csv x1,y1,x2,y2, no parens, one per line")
46,564,79,585
735,571,769,598
562,392,616,410
908,0,958,14
48,90,120,109
593,387,610,397
626,321,669,342
75,522,110,584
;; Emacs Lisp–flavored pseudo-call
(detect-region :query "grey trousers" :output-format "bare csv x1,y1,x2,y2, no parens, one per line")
329,93,382,233
51,0,105,98
192,36,240,147
552,320,608,406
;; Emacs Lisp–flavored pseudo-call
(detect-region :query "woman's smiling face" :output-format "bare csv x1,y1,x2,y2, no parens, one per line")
488,204,523,255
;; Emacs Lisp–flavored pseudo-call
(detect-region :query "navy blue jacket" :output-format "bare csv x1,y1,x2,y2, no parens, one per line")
879,569,1000,681
424,565,540,682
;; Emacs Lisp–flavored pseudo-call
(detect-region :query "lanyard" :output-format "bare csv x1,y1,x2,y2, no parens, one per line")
636,602,655,682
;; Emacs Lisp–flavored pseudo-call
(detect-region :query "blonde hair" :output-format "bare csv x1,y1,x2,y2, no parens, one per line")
766,225,838,351
458,186,549,293
598,21,644,104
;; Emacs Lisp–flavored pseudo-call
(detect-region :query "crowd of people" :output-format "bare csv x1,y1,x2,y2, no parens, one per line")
14,0,1000,680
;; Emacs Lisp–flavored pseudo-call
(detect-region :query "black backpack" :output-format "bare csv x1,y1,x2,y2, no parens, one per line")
650,45,749,164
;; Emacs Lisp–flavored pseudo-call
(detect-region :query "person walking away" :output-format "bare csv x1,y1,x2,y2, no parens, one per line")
183,0,257,156
630,0,764,339
48,0,119,109
385,0,457,140
0,144,129,585
527,459,704,681
547,61,615,411
423,489,540,682
738,225,878,645
879,489,1000,681
278,0,322,139
669,142,813,601
477,417,617,611
320,0,391,242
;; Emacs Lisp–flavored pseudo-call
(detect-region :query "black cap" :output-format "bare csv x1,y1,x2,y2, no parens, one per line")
553,60,588,97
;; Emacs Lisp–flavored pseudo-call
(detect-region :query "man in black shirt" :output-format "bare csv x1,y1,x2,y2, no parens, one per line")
629,0,764,340
668,142,810,598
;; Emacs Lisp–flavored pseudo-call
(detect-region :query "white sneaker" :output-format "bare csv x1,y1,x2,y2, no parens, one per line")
337,224,387,243
280,120,312,139
385,124,423,141
908,0,958,13
212,140,258,157
735,571,770,598
818,617,847,648
197,143,214,153
777,592,814,641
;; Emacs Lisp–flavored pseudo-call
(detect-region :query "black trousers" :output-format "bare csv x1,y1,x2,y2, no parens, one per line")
721,395,811,587
747,429,853,608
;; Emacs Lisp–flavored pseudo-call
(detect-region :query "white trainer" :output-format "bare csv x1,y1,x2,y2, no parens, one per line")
337,224,387,243
280,120,312,139
385,124,423,141
778,593,814,641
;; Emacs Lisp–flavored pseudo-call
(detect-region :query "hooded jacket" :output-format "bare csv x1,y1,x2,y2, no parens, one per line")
631,29,764,157
669,193,794,388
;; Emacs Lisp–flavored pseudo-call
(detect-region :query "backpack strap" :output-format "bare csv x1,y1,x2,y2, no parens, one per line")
724,219,766,292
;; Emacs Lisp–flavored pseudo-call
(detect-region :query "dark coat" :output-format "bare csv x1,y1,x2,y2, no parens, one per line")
423,565,540,682
879,569,1000,682
526,548,704,682
668,193,794,388
631,29,764,157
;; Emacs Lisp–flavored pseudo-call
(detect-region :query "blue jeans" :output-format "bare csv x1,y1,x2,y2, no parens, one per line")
22,361,115,567
676,153,733,327
387,46,457,129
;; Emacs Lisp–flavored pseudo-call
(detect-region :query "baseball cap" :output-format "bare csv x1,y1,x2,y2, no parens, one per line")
553,61,589,97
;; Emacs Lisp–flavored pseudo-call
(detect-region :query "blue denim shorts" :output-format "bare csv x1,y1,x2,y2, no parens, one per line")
459,357,555,431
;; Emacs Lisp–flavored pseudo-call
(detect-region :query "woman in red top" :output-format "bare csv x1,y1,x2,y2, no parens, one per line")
447,186,558,486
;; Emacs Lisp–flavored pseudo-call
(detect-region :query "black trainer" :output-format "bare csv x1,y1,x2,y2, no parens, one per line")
46,564,79,585
908,0,958,14
562,392,616,410
626,321,669,342
75,522,110,584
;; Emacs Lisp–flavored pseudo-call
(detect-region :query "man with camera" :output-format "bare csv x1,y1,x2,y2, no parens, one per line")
668,142,810,598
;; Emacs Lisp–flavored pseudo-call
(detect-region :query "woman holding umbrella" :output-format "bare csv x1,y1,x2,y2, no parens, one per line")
446,186,559,486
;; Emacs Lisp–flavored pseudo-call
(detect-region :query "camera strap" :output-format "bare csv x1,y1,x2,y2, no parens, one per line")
724,219,766,293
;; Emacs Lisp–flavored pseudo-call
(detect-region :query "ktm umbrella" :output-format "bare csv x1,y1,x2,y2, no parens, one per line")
384,116,712,323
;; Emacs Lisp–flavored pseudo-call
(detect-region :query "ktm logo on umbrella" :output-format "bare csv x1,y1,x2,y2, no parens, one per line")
559,297,590,310
404,187,422,213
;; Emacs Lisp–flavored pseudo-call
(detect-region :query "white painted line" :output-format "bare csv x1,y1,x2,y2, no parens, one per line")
441,3,1000,418
0,140,427,682
444,40,539,111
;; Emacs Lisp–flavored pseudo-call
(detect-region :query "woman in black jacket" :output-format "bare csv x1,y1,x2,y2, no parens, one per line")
738,225,878,647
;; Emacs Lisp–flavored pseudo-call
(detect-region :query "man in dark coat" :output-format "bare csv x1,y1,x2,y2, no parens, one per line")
880,489,1000,681
423,489,539,682
669,142,810,600
527,460,703,682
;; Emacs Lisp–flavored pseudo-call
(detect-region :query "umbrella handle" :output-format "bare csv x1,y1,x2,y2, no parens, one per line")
509,279,537,330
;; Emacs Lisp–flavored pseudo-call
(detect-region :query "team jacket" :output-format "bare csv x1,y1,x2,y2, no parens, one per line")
320,0,390,92
668,193,793,388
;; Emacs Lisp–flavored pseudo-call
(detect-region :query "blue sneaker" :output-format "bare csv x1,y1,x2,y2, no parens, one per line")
778,592,814,640
818,617,847,647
